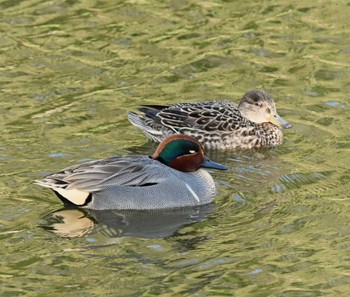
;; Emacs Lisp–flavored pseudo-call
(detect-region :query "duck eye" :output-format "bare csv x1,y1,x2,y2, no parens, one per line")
254,102,261,107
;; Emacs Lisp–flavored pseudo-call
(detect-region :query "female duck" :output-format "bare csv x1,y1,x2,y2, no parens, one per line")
36,135,227,210
128,89,292,150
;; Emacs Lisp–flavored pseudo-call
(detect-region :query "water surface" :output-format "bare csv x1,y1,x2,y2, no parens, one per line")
1,0,350,296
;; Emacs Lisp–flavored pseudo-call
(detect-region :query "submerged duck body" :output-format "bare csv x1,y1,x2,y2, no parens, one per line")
36,135,227,210
128,89,292,150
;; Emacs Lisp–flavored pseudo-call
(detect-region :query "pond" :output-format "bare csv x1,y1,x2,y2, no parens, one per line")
1,0,350,296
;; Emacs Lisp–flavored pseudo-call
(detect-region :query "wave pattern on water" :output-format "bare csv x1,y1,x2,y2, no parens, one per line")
1,0,350,296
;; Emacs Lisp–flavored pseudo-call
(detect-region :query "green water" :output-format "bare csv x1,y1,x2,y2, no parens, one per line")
1,0,350,296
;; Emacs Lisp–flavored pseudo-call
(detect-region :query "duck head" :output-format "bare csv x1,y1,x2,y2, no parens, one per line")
152,135,228,172
238,89,292,129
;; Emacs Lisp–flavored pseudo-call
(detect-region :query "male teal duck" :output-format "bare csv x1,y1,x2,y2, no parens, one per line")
35,135,227,210
128,89,292,150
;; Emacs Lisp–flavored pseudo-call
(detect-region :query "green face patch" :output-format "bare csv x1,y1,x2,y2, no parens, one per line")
157,139,199,165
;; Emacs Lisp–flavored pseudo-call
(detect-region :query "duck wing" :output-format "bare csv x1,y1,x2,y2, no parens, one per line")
150,100,248,132
36,156,164,194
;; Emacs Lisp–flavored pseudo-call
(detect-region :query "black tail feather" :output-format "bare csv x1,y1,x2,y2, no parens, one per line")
138,107,160,119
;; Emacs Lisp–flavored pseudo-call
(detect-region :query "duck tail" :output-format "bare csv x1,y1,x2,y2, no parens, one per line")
127,112,166,143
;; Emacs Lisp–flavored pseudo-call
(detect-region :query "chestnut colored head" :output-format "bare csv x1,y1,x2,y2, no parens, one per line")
152,134,227,172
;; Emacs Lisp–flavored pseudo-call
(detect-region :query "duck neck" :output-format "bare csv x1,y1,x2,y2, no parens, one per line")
257,122,283,146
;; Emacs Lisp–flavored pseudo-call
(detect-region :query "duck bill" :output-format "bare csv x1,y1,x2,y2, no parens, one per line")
269,113,292,129
201,157,228,170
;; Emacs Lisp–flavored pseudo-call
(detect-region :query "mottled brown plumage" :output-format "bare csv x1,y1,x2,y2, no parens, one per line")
128,89,292,150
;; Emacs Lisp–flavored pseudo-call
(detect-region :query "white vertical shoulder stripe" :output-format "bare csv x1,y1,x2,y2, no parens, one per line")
185,183,200,203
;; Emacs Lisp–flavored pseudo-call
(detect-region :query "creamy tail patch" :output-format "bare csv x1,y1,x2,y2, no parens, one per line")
55,188,90,206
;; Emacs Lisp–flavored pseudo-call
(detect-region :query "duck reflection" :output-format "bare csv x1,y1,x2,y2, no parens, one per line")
40,204,214,238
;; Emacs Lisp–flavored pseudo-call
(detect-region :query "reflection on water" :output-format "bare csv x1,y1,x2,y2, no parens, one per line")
40,205,214,238
40,208,95,238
